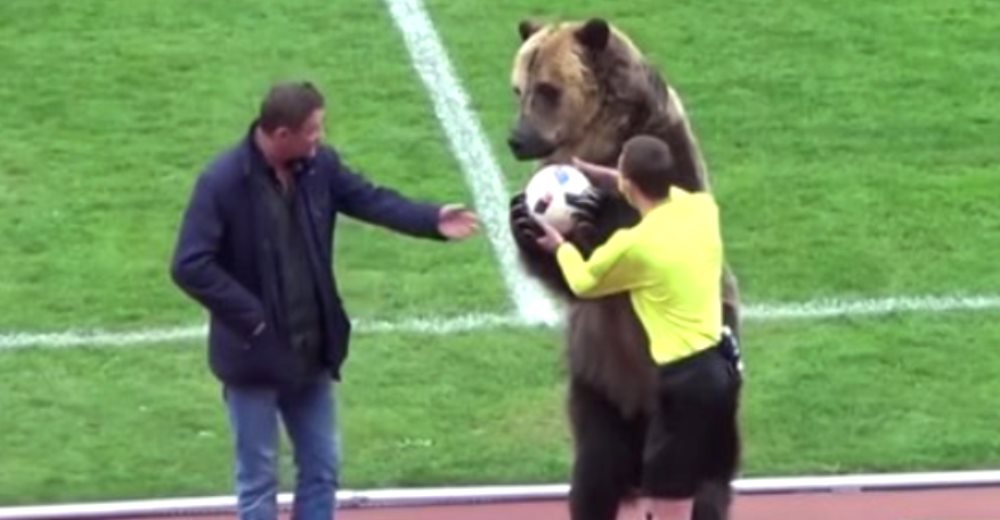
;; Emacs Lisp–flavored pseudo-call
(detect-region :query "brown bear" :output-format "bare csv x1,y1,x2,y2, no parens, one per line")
506,18,741,520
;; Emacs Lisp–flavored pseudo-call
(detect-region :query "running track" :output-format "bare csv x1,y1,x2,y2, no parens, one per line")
119,487,1000,520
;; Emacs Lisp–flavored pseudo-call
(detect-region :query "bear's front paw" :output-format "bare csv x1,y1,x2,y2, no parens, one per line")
509,192,544,251
565,188,604,226
567,221,597,249
565,188,605,249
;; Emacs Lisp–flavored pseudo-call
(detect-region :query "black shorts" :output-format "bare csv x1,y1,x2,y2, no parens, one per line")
640,341,741,499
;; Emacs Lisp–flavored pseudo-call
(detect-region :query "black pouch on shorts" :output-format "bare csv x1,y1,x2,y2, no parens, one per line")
718,326,744,376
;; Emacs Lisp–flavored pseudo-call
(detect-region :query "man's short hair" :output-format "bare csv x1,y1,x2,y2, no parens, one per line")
621,135,702,199
258,81,325,133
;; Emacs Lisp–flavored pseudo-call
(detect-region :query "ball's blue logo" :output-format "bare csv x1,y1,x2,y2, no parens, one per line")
555,167,570,185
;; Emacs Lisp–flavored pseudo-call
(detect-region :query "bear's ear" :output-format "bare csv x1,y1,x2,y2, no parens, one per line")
575,18,610,51
519,20,543,41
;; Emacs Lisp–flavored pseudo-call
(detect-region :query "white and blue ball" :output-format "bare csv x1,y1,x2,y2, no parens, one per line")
524,164,592,234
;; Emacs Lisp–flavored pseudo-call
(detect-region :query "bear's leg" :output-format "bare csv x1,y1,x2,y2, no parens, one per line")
691,479,733,520
568,378,645,520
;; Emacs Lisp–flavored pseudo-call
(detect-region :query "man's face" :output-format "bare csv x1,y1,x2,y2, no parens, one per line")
274,109,324,161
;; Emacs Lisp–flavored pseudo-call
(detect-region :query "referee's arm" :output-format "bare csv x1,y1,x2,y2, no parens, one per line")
555,230,647,298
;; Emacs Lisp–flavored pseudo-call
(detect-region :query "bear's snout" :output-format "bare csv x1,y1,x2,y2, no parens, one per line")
508,121,555,160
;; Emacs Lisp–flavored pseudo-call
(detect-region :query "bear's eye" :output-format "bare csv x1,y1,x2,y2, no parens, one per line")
512,86,522,97
535,82,561,104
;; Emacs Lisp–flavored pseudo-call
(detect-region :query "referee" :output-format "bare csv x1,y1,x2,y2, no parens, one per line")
534,134,740,520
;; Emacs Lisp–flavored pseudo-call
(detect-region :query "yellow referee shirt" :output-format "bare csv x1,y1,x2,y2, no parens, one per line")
555,188,723,365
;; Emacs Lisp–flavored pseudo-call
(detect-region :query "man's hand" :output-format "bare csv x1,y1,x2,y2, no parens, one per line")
438,204,479,240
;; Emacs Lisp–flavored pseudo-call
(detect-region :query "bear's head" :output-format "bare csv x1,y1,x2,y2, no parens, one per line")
507,18,711,295
507,18,668,167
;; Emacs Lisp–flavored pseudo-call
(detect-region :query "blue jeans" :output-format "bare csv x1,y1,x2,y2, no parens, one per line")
223,376,339,520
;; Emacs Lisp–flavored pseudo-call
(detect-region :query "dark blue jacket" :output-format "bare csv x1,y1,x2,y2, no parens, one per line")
170,125,444,386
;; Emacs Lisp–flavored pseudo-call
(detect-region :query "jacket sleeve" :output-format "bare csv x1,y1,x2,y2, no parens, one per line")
170,171,266,337
330,153,446,240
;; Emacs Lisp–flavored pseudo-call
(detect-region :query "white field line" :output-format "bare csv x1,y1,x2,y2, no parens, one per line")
0,313,529,351
383,0,558,325
744,294,1000,320
1,294,998,351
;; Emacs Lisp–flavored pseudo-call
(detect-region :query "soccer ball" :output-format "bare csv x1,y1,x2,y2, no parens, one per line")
524,163,592,234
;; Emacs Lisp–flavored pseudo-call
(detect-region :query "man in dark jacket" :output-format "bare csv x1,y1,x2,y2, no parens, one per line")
170,81,478,520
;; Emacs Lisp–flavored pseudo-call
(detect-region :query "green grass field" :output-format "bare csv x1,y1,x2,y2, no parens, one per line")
1,0,998,506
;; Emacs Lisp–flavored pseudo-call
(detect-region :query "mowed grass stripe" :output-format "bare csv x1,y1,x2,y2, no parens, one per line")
2,311,1000,504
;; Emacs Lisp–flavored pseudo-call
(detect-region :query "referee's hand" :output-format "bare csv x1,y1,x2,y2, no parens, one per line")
572,156,620,191
532,208,565,253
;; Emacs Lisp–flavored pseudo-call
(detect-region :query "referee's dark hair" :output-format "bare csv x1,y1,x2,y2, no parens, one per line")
620,134,704,198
